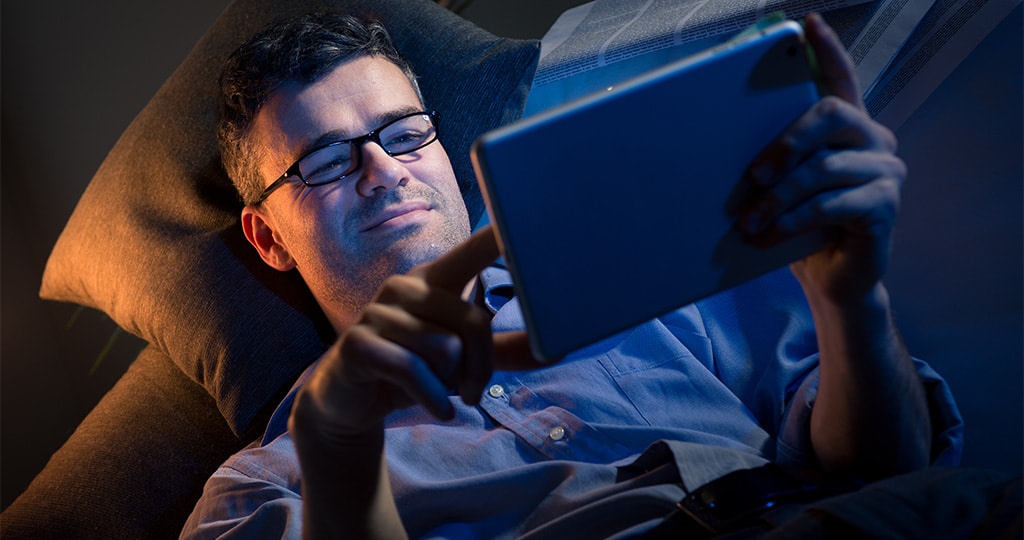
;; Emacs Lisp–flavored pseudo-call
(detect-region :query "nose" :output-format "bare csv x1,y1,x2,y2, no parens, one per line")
355,141,409,197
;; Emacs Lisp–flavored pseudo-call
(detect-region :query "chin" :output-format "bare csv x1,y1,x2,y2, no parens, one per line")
385,226,465,273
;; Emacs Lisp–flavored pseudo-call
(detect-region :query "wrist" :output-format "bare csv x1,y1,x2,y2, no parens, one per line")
289,389,404,540
804,282,931,476
289,385,384,453
801,279,891,329
805,281,902,377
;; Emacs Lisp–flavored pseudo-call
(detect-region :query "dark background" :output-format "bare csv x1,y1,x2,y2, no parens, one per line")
2,0,1020,510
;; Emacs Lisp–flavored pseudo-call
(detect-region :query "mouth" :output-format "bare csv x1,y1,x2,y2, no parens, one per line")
360,200,433,232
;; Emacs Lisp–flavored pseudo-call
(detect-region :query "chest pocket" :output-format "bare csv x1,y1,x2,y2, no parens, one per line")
596,314,754,431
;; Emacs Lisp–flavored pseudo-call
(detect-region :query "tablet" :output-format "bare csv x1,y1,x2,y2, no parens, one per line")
472,20,825,362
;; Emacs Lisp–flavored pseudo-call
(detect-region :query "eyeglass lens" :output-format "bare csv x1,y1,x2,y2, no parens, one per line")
299,113,436,185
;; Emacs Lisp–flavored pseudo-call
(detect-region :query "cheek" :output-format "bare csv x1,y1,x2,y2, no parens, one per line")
277,192,354,250
305,195,356,242
419,148,461,196
292,183,358,223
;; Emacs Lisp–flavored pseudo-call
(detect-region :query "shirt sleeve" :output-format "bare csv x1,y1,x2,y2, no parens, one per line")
694,268,964,468
180,441,305,540
774,358,965,467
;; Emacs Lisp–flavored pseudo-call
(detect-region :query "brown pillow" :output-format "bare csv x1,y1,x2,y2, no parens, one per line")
39,0,539,436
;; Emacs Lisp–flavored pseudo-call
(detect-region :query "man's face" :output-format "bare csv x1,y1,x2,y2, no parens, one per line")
244,55,471,329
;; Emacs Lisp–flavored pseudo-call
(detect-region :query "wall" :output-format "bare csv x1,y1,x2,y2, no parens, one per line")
1,0,233,509
886,4,1023,474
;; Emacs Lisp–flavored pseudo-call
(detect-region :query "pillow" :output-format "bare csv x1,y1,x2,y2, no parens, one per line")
1,345,247,538
39,0,540,437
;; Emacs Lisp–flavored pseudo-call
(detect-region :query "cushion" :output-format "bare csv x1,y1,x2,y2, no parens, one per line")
1,345,248,539
39,0,540,436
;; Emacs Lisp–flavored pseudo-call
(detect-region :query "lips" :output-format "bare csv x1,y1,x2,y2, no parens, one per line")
359,200,432,232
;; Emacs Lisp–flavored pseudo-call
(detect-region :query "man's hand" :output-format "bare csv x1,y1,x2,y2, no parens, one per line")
741,12,907,302
290,225,538,540
740,14,931,479
296,224,536,442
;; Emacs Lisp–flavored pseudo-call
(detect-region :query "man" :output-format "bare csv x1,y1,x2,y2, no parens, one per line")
183,11,961,539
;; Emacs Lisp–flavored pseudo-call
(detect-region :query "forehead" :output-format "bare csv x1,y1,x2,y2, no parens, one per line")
251,55,422,178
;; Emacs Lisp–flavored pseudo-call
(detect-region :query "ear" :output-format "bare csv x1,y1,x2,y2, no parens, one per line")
241,206,297,272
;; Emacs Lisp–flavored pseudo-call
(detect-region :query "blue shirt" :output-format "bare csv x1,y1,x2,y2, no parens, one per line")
181,268,963,539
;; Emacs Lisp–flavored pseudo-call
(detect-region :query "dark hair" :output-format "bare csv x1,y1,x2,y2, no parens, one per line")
218,12,423,205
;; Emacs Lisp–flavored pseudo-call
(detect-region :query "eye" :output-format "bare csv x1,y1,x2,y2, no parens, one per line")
300,145,355,184
385,129,428,149
306,158,353,183
381,114,436,152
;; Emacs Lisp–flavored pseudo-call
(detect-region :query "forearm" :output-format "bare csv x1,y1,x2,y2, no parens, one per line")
290,392,408,540
804,282,931,479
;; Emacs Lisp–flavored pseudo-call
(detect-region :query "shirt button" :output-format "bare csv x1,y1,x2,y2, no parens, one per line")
488,384,505,398
548,426,566,441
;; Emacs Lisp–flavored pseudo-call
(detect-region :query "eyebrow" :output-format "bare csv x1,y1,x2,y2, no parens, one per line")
294,105,425,159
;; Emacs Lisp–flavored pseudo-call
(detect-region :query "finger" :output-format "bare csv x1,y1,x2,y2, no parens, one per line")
372,276,496,406
741,150,906,234
413,224,501,293
343,324,456,420
750,175,901,248
451,299,497,407
465,330,562,403
375,274,492,334
361,302,465,388
747,96,896,188
804,12,864,110
492,330,563,371
458,328,494,406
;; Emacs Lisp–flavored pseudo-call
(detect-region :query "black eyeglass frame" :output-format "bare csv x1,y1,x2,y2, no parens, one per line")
252,110,439,205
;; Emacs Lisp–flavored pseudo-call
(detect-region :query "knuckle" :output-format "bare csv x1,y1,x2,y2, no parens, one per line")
377,274,428,303
340,325,379,361
774,211,797,234
861,179,900,224
877,178,902,211
779,134,801,155
360,302,388,322
431,331,463,361
879,125,898,152
467,306,493,334
810,197,831,221
817,95,847,120
374,275,403,301
889,155,908,184
819,97,879,142
876,174,900,195
817,151,842,175
391,274,424,291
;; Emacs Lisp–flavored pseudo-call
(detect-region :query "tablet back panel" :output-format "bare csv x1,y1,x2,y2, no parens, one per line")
473,21,824,361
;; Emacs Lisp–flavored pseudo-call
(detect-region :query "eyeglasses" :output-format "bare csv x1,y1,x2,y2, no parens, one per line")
254,110,439,204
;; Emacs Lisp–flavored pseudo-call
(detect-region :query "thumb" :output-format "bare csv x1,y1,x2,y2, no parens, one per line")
493,330,562,371
804,12,865,110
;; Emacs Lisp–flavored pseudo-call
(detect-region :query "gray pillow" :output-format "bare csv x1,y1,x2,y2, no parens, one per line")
39,0,539,436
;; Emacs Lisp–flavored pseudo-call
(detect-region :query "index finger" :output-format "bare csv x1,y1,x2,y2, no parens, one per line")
804,12,865,110
414,224,501,293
